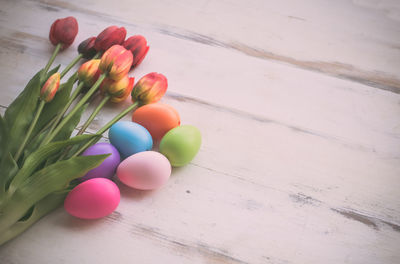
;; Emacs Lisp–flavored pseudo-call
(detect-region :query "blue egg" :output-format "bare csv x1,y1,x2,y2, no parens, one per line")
109,121,153,159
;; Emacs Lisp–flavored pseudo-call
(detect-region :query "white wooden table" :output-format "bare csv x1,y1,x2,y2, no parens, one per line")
1,0,400,263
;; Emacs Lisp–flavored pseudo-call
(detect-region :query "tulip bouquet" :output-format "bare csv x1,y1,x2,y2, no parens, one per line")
0,17,165,245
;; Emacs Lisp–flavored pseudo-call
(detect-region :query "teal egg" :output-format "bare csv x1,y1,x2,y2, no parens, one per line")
109,121,153,159
159,125,201,167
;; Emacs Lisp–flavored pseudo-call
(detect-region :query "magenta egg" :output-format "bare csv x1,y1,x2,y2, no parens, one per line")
81,142,120,181
64,178,120,219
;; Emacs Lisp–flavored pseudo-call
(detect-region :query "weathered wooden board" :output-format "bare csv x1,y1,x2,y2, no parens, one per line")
0,0,399,263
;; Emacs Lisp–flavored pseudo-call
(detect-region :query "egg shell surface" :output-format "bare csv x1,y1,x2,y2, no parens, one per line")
81,143,121,181
109,121,153,159
132,103,180,143
64,178,120,219
117,151,171,190
159,125,202,167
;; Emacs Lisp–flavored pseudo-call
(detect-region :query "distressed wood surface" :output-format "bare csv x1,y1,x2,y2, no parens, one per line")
0,0,400,263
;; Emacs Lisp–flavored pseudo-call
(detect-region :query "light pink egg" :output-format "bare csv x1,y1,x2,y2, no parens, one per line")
64,178,120,219
117,151,171,190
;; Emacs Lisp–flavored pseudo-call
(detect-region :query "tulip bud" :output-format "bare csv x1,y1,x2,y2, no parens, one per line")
99,45,133,81
78,59,101,88
131,72,167,105
100,76,135,103
40,73,60,102
78,37,97,59
123,35,150,69
94,26,126,52
49,17,78,50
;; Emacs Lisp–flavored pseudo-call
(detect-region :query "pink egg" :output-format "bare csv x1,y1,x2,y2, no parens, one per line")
64,178,120,219
117,151,171,190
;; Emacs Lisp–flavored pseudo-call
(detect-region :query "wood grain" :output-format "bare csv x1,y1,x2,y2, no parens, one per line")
30,0,400,93
0,0,400,263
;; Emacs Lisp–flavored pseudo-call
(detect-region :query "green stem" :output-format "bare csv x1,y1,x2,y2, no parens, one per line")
40,82,85,147
43,43,62,78
77,95,110,136
73,101,139,156
63,82,84,110
14,100,46,161
42,74,107,145
92,51,102,59
98,102,139,135
29,115,57,143
57,93,109,161
60,53,83,79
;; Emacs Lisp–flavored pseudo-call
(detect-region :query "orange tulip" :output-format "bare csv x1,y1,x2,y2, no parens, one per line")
131,72,167,105
78,59,101,88
40,73,60,102
100,76,134,103
99,45,133,81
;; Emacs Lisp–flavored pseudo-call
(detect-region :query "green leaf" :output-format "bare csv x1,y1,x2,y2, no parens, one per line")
0,154,109,233
0,115,9,162
0,189,68,246
3,66,61,157
31,73,76,139
0,153,19,197
23,132,47,161
7,134,97,194
54,102,89,142
4,71,42,156
64,134,102,159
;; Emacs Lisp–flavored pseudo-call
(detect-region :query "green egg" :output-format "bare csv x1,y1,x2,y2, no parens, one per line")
159,125,201,167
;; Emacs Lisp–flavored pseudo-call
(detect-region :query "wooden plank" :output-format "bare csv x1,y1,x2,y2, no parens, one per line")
2,24,399,222
0,162,399,263
1,94,400,262
0,11,399,158
0,0,399,263
80,93,400,221
16,0,400,92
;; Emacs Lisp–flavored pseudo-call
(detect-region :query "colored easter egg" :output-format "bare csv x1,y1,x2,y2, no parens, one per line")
117,151,171,190
64,178,120,219
80,142,120,181
132,103,180,143
159,125,201,167
109,121,153,159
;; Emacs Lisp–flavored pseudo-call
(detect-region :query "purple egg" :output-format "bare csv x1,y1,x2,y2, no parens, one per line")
81,143,121,181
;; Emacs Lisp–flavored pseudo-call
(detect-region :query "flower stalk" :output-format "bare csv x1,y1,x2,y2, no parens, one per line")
60,53,83,79
14,72,61,160
42,73,107,145
77,94,111,136
73,101,139,156
44,81,85,141
42,43,61,79
13,100,45,161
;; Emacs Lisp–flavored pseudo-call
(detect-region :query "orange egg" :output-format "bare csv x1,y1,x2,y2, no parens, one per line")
132,103,180,143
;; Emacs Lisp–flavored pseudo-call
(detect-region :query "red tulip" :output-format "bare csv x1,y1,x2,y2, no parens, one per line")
100,76,134,103
78,59,101,88
99,45,133,81
131,72,167,105
123,35,149,69
78,37,97,59
40,73,60,102
49,17,78,50
94,26,126,52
